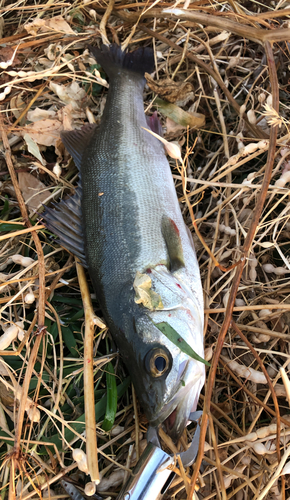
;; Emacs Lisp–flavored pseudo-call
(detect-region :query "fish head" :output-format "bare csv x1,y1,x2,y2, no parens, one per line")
120,265,205,442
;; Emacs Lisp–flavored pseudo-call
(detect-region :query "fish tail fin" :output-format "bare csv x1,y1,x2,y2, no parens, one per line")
88,44,154,78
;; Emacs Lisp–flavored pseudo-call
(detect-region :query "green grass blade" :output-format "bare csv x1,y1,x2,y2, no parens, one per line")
102,362,118,431
154,321,210,366
39,377,130,452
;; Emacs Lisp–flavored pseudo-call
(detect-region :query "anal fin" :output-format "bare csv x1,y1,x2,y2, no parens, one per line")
42,183,87,266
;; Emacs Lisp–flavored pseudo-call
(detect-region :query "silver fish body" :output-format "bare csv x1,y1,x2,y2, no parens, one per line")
44,44,205,441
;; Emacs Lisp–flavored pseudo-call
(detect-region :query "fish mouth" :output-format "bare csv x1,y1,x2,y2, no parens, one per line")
150,360,205,442
163,383,201,442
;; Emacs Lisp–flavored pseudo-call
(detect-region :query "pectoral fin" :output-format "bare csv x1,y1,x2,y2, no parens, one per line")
161,216,185,272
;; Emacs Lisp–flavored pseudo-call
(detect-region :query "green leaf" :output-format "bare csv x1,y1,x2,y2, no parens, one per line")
1,196,10,217
102,362,117,431
62,326,78,356
29,373,50,390
70,9,85,24
50,322,59,342
154,321,210,367
154,98,205,129
51,295,83,305
39,377,130,452
0,223,25,232
65,309,84,322
84,64,107,96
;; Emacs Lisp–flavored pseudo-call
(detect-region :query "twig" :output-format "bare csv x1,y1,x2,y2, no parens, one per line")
179,153,240,273
0,114,46,328
231,321,281,464
208,414,226,500
99,0,115,46
0,225,45,242
204,304,290,313
115,7,290,44
160,8,290,44
76,260,100,484
13,332,45,457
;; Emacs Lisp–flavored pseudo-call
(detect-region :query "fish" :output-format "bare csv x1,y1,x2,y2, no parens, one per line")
43,44,205,442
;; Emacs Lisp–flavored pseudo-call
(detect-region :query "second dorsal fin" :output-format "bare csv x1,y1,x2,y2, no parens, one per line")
61,124,98,171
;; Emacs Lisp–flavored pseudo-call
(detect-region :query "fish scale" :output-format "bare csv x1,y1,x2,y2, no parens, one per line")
43,44,205,442
82,86,169,276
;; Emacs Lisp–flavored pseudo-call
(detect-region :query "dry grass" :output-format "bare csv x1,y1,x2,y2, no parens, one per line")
0,1,290,499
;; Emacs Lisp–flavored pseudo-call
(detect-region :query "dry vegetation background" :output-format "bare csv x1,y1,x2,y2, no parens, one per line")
0,0,290,499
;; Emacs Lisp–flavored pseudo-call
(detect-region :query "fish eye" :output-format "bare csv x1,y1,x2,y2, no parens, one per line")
145,348,171,377
155,356,166,372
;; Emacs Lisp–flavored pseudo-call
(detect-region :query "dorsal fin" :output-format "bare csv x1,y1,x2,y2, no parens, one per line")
161,215,185,273
42,183,87,266
61,124,98,171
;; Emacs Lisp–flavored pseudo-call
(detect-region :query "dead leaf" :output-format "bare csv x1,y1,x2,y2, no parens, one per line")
10,93,26,124
44,43,63,61
18,172,50,212
57,103,75,130
0,358,10,376
145,73,194,104
0,379,14,407
166,117,186,137
50,81,88,110
38,57,54,69
23,133,46,165
23,119,63,147
27,108,56,122
0,46,21,66
24,16,75,36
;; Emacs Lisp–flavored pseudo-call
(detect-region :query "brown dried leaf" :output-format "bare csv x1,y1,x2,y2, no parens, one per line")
27,108,56,122
165,117,186,138
0,379,14,407
23,119,63,147
145,73,194,104
0,46,21,66
18,172,50,212
10,93,26,123
50,81,88,110
24,16,75,36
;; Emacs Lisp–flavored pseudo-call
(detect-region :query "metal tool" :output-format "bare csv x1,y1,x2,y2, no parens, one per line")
117,411,202,500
